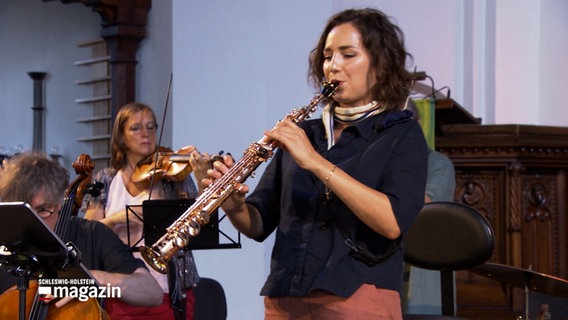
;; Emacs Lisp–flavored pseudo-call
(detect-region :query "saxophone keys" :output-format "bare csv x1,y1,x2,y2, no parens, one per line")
187,219,201,237
195,210,210,225
174,233,189,248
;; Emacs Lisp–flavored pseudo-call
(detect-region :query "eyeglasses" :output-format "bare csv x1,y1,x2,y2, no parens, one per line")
35,207,58,219
128,123,157,134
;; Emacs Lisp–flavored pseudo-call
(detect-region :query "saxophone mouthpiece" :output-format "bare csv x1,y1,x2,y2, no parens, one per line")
321,81,339,97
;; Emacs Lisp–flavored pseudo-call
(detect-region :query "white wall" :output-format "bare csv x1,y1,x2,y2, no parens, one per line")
536,0,568,125
0,0,100,171
495,0,541,124
137,0,174,149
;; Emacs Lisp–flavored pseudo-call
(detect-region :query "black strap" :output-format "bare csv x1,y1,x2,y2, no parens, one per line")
341,231,401,267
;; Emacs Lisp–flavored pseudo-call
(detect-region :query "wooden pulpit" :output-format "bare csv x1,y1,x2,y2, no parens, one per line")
434,99,568,319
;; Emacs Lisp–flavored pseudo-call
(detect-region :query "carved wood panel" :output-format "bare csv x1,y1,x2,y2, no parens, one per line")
436,121,568,318
521,171,560,276
454,168,504,263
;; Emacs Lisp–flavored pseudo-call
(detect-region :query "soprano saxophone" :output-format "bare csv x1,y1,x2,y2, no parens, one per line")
140,81,338,273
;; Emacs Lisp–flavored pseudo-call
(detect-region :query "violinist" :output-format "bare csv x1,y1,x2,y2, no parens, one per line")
0,152,163,309
83,102,210,320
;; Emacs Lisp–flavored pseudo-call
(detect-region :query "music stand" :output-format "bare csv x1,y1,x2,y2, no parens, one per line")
125,199,241,251
0,202,94,320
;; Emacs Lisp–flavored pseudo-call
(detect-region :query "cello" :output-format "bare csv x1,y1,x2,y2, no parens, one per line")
0,154,108,320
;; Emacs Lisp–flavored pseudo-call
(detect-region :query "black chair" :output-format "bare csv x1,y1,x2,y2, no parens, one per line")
193,277,227,320
403,202,494,318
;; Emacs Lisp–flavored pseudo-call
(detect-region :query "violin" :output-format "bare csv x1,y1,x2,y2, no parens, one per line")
131,145,196,189
131,146,225,190
0,154,108,320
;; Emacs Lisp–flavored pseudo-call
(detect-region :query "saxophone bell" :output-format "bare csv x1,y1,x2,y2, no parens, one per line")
140,243,171,274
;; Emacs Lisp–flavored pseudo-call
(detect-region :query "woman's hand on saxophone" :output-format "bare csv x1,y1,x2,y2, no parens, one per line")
205,154,249,212
189,149,212,193
204,154,262,238
265,119,323,172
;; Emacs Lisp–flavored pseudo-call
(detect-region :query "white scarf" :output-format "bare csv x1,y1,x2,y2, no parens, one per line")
322,101,385,149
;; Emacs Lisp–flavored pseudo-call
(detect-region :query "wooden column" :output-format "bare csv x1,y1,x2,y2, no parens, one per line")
92,0,151,120
50,0,151,121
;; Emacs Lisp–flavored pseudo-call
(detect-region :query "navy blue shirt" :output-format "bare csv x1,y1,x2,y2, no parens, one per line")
246,110,428,298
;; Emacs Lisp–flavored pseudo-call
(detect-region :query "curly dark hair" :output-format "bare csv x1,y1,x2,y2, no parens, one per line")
308,8,413,111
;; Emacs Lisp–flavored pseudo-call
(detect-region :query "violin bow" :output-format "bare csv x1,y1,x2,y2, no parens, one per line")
148,73,173,200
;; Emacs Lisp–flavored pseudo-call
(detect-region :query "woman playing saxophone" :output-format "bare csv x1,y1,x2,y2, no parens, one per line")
205,8,428,319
